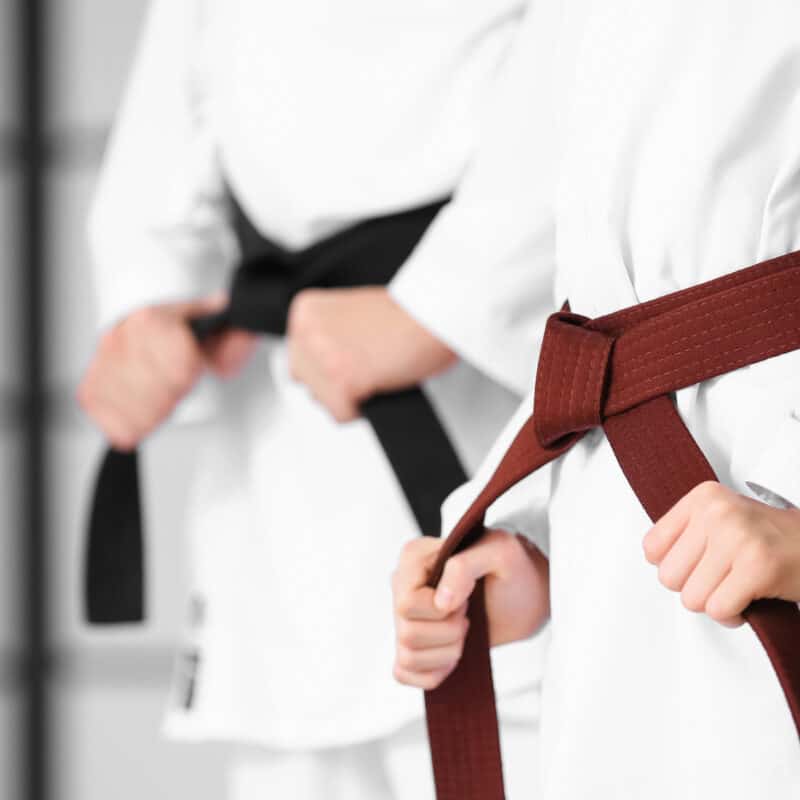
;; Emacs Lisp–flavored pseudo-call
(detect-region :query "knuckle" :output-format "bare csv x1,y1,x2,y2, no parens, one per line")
740,537,772,570
710,503,742,531
288,291,320,334
395,595,414,620
392,664,412,686
706,600,733,625
395,621,416,648
400,539,421,560
320,348,350,387
703,494,732,524
740,538,781,587
420,672,444,691
657,562,682,592
692,481,724,506
680,587,705,613
395,646,418,671
642,536,660,564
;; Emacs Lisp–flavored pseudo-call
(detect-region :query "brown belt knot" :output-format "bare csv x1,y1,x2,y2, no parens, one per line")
533,310,615,447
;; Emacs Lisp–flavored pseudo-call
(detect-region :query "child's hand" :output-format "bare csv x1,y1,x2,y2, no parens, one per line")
644,482,800,627
78,295,256,450
391,530,549,690
286,287,455,423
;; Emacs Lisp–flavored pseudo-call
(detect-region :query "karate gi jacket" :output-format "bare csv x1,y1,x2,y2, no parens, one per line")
434,1,800,797
88,0,550,748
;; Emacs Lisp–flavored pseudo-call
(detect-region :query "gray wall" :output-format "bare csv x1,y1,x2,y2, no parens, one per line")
1,1,230,797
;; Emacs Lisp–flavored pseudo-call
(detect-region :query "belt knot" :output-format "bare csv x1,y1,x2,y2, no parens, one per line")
534,311,615,447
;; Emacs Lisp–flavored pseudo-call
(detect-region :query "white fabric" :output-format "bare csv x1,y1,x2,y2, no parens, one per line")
90,0,550,749
228,690,541,800
434,1,800,797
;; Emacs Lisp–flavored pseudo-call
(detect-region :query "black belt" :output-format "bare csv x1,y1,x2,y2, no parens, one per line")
85,197,467,623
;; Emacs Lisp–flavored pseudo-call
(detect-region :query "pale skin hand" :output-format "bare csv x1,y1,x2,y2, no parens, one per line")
286,286,456,422
78,294,257,450
644,481,800,627
392,530,550,690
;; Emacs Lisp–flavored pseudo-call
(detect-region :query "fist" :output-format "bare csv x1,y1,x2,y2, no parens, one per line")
78,295,256,449
392,530,550,690
644,481,800,627
286,287,456,422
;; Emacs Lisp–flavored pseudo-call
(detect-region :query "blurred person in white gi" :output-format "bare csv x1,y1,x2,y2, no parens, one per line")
391,1,800,798
78,0,553,797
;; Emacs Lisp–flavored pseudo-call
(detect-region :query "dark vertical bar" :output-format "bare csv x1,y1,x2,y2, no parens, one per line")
18,0,48,797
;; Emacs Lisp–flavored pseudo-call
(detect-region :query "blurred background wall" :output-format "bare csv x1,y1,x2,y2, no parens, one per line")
1,2,230,797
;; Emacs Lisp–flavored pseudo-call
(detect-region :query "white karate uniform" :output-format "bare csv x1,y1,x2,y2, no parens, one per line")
89,0,552,796
420,1,800,798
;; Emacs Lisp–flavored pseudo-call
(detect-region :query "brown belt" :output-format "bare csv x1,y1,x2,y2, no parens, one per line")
424,249,800,799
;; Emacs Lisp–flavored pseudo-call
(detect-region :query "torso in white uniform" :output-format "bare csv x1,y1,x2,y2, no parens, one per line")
476,1,800,796
90,0,548,748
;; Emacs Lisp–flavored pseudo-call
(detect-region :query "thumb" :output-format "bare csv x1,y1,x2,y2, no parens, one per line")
433,537,503,614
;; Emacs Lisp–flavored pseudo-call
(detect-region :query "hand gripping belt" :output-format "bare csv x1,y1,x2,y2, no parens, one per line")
424,249,800,800
84,196,466,623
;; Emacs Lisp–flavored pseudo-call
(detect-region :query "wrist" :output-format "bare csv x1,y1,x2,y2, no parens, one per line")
374,292,455,391
781,506,800,599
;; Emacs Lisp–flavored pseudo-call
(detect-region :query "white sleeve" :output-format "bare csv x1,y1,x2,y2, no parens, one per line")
88,0,235,332
730,350,800,509
440,392,551,555
389,0,564,396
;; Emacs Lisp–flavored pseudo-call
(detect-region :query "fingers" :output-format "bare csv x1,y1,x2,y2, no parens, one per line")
704,566,756,627
643,482,796,627
392,531,528,690
645,483,737,612
396,640,466,673
287,290,362,422
144,313,205,394
654,522,707,592
643,484,697,564
679,545,732,614
395,609,469,648
393,536,444,594
393,537,471,690
433,532,511,614
287,332,360,422
393,538,449,621
393,608,469,690
78,302,209,446
393,664,457,691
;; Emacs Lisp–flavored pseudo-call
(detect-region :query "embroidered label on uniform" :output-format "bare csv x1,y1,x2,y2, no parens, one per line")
175,649,201,710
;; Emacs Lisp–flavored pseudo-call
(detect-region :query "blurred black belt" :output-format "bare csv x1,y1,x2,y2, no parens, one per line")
85,196,466,623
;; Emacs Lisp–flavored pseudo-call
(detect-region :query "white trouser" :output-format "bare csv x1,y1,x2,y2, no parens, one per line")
228,692,540,800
